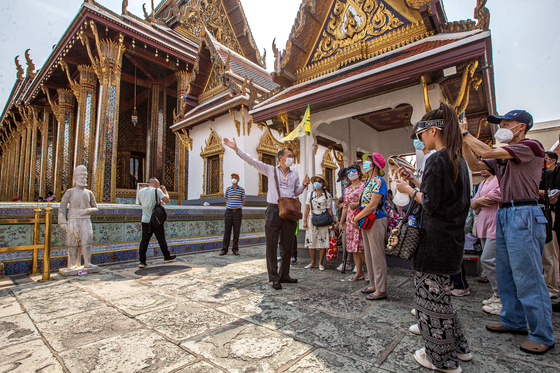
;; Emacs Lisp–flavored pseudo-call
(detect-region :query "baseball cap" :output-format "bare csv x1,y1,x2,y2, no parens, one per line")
231,173,240,179
487,110,533,130
336,167,348,182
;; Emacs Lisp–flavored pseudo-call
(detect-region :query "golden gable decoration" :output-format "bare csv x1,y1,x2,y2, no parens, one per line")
200,125,225,198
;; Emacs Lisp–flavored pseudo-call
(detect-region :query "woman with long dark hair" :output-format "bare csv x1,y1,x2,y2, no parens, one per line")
396,103,471,372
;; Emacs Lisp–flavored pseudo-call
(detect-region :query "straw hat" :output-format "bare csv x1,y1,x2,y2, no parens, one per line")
311,174,328,185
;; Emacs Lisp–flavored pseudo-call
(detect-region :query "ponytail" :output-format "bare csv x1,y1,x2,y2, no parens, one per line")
421,103,463,182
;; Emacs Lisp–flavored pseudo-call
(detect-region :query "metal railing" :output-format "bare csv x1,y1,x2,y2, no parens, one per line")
0,204,53,281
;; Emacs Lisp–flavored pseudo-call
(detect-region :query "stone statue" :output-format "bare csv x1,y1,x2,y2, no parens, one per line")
58,165,99,275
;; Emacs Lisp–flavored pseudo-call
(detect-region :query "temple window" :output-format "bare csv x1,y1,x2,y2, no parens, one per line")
200,126,224,198
257,131,279,196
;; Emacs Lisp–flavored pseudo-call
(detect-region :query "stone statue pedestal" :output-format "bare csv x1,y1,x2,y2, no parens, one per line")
59,267,100,276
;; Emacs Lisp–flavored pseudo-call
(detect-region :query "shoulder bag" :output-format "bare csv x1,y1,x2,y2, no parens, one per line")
150,188,167,228
310,191,333,227
387,191,422,260
274,170,303,221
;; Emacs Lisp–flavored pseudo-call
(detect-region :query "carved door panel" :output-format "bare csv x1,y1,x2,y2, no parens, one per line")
208,155,220,195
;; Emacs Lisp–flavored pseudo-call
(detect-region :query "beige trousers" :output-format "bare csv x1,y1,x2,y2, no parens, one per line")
362,218,388,293
543,230,559,297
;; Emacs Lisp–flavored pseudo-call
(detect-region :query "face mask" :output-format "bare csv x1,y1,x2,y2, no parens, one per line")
494,125,521,144
348,171,359,180
284,157,294,167
413,139,425,150
363,161,373,173
313,182,322,190
341,180,349,187
231,179,238,184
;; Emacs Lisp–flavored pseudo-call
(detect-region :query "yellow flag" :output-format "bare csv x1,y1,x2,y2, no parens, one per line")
281,105,311,141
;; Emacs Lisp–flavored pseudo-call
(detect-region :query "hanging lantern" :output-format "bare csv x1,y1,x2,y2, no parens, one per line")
131,66,138,126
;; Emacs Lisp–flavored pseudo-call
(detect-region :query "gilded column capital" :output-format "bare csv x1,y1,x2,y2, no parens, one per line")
57,89,75,111
78,65,97,89
60,60,81,100
42,87,64,123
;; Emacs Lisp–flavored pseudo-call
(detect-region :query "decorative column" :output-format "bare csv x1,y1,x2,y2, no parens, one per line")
22,124,32,201
17,128,26,198
175,71,190,201
44,88,75,201
39,108,55,198
29,108,42,201
61,62,98,175
79,21,125,203
149,84,166,182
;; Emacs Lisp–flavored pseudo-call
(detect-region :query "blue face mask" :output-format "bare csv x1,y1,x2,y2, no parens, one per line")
363,161,373,172
413,139,425,150
341,180,349,187
313,182,323,190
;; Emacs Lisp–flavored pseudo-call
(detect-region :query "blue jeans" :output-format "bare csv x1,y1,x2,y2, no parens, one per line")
496,205,554,346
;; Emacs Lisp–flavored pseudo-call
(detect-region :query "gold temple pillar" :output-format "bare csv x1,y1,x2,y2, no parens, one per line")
29,109,42,201
175,71,189,201
39,108,55,198
149,84,166,182
22,124,32,201
45,88,75,201
17,129,26,199
80,21,125,203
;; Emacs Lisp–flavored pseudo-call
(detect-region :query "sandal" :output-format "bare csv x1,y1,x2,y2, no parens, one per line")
349,274,365,282
305,263,317,269
361,287,376,294
485,323,528,335
520,339,554,355
366,292,387,300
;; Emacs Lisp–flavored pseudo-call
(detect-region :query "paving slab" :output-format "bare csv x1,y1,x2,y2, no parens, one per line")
280,310,395,363
0,312,41,349
0,293,23,318
240,281,311,302
142,274,209,294
0,339,64,373
181,321,313,373
60,329,196,373
289,288,376,319
21,290,106,322
36,306,142,352
101,289,186,316
284,348,378,373
77,277,152,299
181,283,252,307
175,360,225,372
137,302,238,342
217,295,312,329
12,280,80,301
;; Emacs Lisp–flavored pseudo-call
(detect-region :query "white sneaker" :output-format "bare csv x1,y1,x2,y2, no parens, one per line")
409,324,421,335
482,302,502,315
414,348,462,372
305,263,317,269
457,352,473,362
482,293,500,305
336,263,353,271
411,308,416,316
319,265,325,271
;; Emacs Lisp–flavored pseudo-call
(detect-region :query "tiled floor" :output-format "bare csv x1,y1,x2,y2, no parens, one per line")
0,245,559,372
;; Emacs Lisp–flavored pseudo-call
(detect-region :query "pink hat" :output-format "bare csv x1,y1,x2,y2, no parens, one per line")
362,153,386,176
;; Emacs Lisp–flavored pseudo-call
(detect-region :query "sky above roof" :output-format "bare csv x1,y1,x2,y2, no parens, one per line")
0,0,558,122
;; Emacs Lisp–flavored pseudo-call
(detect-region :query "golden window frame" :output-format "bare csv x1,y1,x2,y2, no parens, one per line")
200,125,225,198
321,147,338,198
257,131,280,196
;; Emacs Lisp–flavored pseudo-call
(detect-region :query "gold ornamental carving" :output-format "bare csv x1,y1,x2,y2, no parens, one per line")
420,74,431,113
310,0,405,64
177,129,193,151
335,149,344,169
200,125,225,198
60,61,81,100
322,147,338,195
229,105,253,137
453,60,482,116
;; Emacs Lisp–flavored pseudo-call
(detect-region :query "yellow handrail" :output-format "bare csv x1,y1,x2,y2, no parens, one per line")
0,204,53,280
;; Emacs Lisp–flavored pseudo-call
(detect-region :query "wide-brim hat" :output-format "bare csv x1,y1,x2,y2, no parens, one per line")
311,174,328,185
362,153,386,177
336,167,348,182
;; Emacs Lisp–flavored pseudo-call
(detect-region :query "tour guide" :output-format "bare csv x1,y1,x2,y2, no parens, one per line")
223,137,310,290
461,110,554,355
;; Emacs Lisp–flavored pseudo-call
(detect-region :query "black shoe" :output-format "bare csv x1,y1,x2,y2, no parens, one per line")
272,280,282,290
232,250,240,256
553,302,560,313
139,262,148,268
280,277,298,284
164,255,176,263
219,250,227,256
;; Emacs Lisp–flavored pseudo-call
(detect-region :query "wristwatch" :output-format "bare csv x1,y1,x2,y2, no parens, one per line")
462,131,470,137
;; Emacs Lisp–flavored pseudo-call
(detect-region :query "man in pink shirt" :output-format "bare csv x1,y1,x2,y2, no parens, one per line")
472,170,501,314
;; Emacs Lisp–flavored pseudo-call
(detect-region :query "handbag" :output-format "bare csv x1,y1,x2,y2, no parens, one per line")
150,188,167,228
274,170,303,221
310,191,333,227
326,232,338,260
356,178,378,230
387,193,422,261
542,163,553,243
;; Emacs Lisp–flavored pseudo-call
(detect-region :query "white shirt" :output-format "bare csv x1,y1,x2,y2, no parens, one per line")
138,187,165,223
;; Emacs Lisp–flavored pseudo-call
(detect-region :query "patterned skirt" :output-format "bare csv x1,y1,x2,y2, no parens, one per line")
414,272,470,370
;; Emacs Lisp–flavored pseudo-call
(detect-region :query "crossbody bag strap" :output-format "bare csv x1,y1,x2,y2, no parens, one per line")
402,191,418,222
543,162,550,209
274,168,282,202
154,188,160,206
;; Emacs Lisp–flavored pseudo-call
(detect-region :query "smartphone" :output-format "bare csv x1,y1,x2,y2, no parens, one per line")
549,189,559,197
459,112,466,121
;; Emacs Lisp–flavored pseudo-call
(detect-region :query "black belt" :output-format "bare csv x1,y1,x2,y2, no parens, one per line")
268,203,278,207
499,199,539,209
226,208,242,211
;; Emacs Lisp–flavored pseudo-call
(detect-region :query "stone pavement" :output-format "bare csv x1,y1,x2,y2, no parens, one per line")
1,245,559,373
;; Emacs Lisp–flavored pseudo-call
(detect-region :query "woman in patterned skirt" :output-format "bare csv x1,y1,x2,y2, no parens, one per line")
339,164,365,281
303,174,334,271
396,102,471,372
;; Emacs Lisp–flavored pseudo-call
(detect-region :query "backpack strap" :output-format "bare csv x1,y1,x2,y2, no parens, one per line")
154,188,160,206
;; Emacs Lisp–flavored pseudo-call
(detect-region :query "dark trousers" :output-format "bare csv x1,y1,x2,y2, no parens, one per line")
450,262,469,290
139,223,171,263
223,209,242,252
279,234,298,259
265,204,296,282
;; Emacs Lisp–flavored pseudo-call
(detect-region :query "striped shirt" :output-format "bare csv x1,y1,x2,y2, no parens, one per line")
225,185,245,209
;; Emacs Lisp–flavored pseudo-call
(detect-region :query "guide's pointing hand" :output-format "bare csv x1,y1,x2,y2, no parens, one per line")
223,137,238,152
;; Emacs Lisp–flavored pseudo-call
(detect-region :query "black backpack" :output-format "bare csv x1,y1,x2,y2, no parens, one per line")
150,188,167,228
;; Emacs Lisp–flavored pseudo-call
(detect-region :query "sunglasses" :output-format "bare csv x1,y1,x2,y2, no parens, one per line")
346,169,359,174
417,127,442,141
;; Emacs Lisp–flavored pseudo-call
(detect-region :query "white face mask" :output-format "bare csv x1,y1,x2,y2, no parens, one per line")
231,179,238,184
494,125,521,144
284,157,294,167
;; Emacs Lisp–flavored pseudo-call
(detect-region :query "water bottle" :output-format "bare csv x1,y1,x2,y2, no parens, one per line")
407,215,418,228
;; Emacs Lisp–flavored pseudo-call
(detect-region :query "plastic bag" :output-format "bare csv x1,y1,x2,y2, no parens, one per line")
326,232,338,260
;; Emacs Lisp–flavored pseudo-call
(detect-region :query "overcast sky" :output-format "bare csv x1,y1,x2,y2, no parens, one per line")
0,0,558,122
